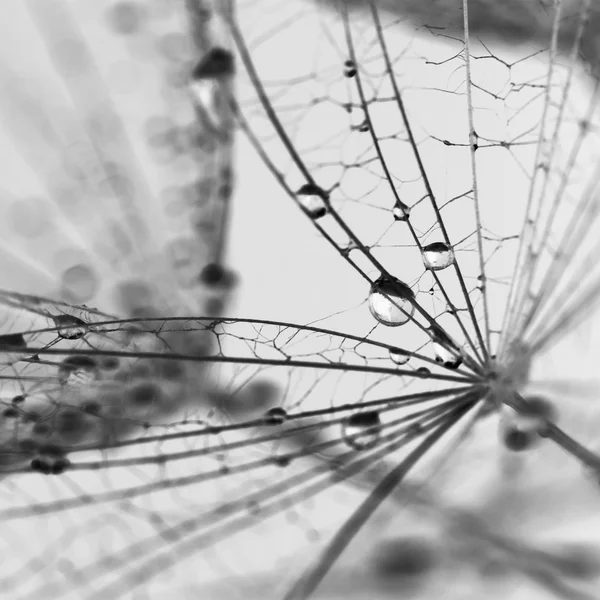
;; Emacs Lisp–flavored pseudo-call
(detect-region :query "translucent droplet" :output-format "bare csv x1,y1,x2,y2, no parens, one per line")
199,263,237,288
368,277,415,327
60,263,98,303
503,426,535,452
57,356,99,387
53,315,90,340
416,367,431,376
264,406,288,425
392,202,410,221
106,2,146,35
513,395,556,437
296,183,328,219
343,60,356,78
428,323,462,369
0,333,27,364
191,48,235,80
373,537,438,580
422,242,455,271
389,348,410,365
342,410,382,450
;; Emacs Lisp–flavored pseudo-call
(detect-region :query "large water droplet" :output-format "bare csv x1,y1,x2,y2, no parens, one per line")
389,348,410,365
58,355,99,387
368,277,415,327
296,183,328,219
422,242,455,271
342,410,382,450
53,315,90,340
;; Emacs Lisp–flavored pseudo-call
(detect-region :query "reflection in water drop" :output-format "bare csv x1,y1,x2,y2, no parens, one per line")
342,410,382,450
422,242,455,271
369,277,415,327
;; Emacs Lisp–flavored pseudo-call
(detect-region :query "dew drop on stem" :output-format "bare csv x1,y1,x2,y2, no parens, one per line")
53,315,90,340
422,242,455,271
264,406,288,425
342,410,382,450
296,183,328,220
389,348,411,365
369,276,415,327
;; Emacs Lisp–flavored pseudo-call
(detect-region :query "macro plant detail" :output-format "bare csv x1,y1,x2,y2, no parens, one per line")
1,1,600,600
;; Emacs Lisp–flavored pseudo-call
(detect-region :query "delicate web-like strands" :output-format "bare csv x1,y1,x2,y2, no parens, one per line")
2,0,600,599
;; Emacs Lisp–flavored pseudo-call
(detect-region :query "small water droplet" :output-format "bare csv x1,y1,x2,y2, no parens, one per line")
264,407,288,425
342,410,382,450
343,59,357,78
296,183,328,219
191,48,235,80
53,315,90,340
502,426,535,451
106,2,146,35
58,356,99,387
389,348,410,365
416,367,431,376
373,537,438,580
422,242,455,271
368,277,415,327
392,202,411,221
272,455,291,468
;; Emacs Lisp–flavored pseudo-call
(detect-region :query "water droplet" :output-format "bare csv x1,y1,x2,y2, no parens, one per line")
191,47,235,80
264,407,288,425
427,324,463,369
502,426,535,451
199,263,237,288
551,544,600,579
0,333,27,364
296,183,328,219
60,263,98,304
368,277,415,327
342,410,382,450
106,1,146,35
416,367,431,376
392,202,410,221
373,537,438,580
272,455,291,468
53,315,90,340
343,60,357,78
389,348,410,365
126,382,165,411
422,242,455,271
57,356,99,387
